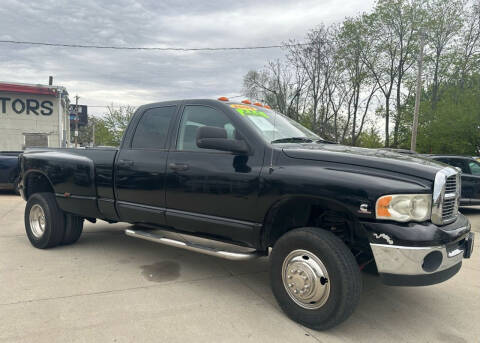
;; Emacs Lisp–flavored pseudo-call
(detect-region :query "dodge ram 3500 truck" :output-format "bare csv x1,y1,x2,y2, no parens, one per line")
18,98,475,330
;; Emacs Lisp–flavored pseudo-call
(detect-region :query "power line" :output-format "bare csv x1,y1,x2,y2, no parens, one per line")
0,39,308,51
87,105,130,108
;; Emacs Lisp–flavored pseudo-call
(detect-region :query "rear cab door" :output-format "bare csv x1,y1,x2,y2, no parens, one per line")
114,102,179,225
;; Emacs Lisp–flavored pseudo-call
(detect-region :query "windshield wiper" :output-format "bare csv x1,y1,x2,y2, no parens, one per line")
271,137,314,144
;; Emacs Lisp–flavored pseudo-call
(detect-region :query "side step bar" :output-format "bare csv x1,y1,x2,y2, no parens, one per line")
125,229,263,261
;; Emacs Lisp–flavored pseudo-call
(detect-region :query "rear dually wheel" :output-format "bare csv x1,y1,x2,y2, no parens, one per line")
25,192,65,249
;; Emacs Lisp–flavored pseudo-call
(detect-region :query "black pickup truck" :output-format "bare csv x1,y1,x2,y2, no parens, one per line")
0,151,21,193
18,99,474,330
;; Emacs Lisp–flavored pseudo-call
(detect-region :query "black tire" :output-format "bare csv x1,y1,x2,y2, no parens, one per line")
270,227,362,330
13,179,20,195
24,192,65,249
62,214,84,245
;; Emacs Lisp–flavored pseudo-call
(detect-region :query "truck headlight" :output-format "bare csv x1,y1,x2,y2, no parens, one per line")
375,194,432,222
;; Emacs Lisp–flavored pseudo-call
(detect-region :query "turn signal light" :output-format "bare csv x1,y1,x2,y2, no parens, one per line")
264,105,271,109
241,99,252,104
253,102,263,107
376,195,392,217
218,97,229,101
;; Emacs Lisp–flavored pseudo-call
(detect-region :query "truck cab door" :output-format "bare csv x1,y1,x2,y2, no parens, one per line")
115,105,178,225
164,103,265,247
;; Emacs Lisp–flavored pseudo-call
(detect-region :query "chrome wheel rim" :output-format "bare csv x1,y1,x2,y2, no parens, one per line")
29,204,46,239
281,249,330,310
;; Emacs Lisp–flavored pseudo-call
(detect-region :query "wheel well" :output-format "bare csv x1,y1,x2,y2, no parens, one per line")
24,172,54,199
262,197,368,250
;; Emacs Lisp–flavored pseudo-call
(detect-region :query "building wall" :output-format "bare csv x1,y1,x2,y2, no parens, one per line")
0,92,62,150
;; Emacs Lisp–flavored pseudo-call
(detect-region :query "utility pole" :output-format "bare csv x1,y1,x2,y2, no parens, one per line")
92,121,95,147
411,31,425,152
74,95,80,148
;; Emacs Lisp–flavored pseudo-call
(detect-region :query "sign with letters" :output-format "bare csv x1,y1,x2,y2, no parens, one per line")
0,97,53,116
68,104,88,128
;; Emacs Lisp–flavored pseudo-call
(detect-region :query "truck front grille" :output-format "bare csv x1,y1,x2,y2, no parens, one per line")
441,175,459,223
432,168,460,225
445,175,457,194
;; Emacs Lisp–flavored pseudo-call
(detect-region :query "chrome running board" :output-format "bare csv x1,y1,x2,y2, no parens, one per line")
125,229,263,261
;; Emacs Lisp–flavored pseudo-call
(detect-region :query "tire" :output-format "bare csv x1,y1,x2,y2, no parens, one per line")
24,192,65,249
13,179,20,195
62,214,84,245
270,227,362,330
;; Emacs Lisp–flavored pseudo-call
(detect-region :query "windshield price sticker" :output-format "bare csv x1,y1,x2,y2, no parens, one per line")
230,104,269,118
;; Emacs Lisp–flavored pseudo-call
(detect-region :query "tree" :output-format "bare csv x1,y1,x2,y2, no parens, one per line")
336,17,379,145
286,25,335,135
378,0,423,146
357,127,384,148
240,0,479,154
424,0,465,108
360,11,399,147
416,75,480,155
453,0,480,86
243,60,307,119
102,105,136,146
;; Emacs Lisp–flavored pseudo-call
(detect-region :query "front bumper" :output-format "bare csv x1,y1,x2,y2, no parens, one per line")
363,214,474,286
370,232,474,286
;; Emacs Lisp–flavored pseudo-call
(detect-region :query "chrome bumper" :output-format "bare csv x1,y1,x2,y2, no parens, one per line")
370,232,474,277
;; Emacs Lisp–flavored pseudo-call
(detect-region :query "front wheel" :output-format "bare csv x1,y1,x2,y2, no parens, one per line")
270,227,362,330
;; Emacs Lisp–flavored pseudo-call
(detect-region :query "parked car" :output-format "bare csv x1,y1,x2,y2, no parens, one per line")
427,155,480,205
18,98,474,330
0,151,21,193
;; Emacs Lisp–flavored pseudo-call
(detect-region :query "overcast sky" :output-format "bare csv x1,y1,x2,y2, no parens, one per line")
0,0,374,116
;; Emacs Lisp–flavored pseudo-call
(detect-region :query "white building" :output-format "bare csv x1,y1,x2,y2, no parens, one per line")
0,81,70,150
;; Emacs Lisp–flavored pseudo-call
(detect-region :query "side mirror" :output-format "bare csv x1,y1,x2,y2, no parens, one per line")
196,126,248,154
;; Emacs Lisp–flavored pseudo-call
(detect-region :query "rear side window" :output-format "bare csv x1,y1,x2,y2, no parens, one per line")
468,160,480,175
131,106,176,149
446,158,469,174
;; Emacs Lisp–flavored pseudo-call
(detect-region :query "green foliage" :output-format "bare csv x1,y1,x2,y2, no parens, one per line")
102,105,135,146
73,106,135,147
92,117,118,147
357,127,384,148
415,75,480,155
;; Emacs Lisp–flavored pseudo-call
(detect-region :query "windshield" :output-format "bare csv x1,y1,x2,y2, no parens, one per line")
229,104,321,143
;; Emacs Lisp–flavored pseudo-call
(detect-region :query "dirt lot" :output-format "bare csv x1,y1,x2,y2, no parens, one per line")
0,192,478,342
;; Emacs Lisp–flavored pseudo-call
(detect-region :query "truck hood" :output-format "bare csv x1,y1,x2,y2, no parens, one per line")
281,144,444,180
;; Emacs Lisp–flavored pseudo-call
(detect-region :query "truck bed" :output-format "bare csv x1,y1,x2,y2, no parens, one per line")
21,147,118,219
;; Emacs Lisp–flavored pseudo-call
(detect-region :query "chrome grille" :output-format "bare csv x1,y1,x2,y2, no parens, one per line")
445,176,457,194
442,175,458,222
442,198,456,220
432,168,460,225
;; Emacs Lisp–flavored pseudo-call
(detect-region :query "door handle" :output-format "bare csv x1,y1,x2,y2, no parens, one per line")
119,159,134,167
169,163,189,171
